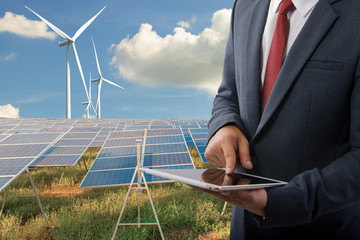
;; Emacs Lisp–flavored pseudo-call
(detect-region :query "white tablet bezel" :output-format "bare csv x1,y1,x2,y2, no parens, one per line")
139,168,287,191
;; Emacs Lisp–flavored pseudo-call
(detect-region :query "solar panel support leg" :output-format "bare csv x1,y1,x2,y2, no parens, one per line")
111,166,165,240
83,154,88,172
59,167,66,185
221,202,228,216
0,169,49,227
26,168,49,227
141,170,165,240
0,185,11,218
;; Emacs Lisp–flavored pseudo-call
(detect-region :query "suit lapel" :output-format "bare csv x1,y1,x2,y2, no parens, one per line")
252,0,339,140
241,0,270,138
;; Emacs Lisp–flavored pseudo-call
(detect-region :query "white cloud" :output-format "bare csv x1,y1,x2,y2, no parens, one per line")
0,11,57,39
191,16,197,23
177,21,190,29
110,9,232,95
0,104,20,118
1,52,17,62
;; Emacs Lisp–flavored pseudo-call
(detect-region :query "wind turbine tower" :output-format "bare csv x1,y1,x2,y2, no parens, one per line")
91,37,124,119
25,6,106,119
82,72,97,119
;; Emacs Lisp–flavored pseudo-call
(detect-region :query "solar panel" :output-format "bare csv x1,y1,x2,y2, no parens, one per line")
69,127,102,133
0,144,53,158
146,135,184,144
90,156,138,171
0,177,12,191
43,146,88,155
189,128,208,162
37,127,72,133
80,168,135,188
0,135,9,142
5,129,40,134
80,164,194,188
88,140,106,148
108,130,144,139
97,146,138,158
0,133,61,145
124,125,149,130
147,129,182,136
32,125,102,167
143,153,193,167
144,143,188,155
0,132,62,192
34,155,82,166
0,158,35,175
54,138,93,146
104,138,141,148
62,132,98,139
88,131,111,147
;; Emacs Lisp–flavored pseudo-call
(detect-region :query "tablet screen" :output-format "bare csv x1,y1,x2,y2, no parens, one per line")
201,168,280,186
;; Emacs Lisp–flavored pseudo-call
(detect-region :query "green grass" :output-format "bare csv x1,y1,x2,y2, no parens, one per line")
0,148,231,240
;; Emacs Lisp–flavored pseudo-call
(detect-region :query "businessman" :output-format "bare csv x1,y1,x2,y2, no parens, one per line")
204,0,360,239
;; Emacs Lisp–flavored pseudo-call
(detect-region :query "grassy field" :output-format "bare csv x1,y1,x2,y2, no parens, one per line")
0,147,231,240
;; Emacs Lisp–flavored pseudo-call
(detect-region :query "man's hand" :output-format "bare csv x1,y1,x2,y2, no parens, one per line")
199,187,267,217
203,126,266,217
205,125,253,174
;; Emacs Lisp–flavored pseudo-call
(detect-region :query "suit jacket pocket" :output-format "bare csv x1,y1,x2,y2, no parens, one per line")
304,60,344,71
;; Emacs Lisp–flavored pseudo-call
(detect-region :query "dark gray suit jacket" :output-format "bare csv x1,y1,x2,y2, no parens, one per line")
208,0,360,239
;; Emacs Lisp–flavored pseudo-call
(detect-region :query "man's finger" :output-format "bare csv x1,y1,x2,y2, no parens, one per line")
222,141,237,174
237,135,252,169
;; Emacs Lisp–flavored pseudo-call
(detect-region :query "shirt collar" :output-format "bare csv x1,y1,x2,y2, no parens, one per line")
273,0,319,17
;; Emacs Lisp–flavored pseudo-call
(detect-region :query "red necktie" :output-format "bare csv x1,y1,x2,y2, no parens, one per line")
262,0,295,112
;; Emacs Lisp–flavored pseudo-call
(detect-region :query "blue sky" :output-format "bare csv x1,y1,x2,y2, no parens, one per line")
0,0,234,120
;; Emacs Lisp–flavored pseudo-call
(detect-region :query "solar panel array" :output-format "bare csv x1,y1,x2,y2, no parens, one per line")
189,128,209,162
80,128,194,188
0,118,208,191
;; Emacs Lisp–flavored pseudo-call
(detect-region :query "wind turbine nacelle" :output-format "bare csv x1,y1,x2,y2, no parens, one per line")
59,40,73,47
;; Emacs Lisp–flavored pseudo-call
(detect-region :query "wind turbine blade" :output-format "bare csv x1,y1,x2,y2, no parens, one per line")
71,43,89,100
97,80,103,109
91,37,102,77
90,103,97,116
25,6,71,40
72,6,106,40
103,78,125,89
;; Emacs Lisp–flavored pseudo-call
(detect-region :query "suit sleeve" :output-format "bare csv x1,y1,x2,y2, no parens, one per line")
262,58,360,228
208,2,247,140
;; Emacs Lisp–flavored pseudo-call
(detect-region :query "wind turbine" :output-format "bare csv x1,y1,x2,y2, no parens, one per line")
25,6,106,119
82,72,97,119
91,37,124,119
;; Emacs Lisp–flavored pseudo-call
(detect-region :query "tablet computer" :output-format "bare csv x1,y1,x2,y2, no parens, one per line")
139,168,287,191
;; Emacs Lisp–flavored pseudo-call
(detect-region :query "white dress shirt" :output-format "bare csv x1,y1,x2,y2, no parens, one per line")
261,0,319,86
